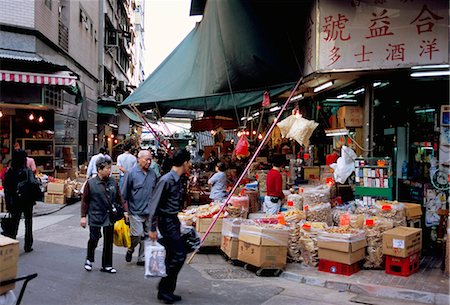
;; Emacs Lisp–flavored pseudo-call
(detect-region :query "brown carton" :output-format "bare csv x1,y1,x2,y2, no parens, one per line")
199,232,221,247
383,227,422,258
402,203,423,219
196,217,223,233
221,218,242,238
44,193,66,204
237,240,287,268
318,248,365,265
239,224,289,247
317,239,367,253
221,236,239,260
337,106,363,127
0,235,19,294
47,182,65,195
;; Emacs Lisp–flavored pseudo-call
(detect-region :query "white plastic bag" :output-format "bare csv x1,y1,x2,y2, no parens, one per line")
286,116,319,147
330,146,356,184
277,115,296,138
144,240,167,278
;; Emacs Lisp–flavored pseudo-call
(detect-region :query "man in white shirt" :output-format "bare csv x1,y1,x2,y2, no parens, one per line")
117,143,137,188
86,147,112,178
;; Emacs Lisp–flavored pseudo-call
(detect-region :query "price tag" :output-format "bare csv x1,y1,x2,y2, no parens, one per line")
339,214,350,226
393,239,405,249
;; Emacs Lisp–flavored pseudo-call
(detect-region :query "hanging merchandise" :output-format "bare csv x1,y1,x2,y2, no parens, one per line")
234,135,249,159
330,146,357,184
270,126,282,148
286,116,319,147
277,115,296,138
262,91,271,107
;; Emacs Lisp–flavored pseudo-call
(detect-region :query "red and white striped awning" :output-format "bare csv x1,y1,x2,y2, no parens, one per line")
0,69,77,86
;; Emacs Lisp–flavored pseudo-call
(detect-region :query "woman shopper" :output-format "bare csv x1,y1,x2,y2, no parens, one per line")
208,162,228,201
263,154,285,215
3,149,39,252
80,156,127,273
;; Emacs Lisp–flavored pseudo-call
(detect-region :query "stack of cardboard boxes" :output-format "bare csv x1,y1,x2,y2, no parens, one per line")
196,216,223,247
403,202,423,228
220,218,243,260
383,226,422,276
0,235,19,295
44,182,65,204
237,224,289,269
317,229,367,275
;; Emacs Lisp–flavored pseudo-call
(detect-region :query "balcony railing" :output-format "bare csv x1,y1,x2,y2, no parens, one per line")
58,20,69,52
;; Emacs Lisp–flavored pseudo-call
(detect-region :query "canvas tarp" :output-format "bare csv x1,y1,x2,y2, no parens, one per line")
121,0,307,112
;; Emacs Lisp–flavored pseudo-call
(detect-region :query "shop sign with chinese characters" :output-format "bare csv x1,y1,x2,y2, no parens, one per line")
304,0,448,74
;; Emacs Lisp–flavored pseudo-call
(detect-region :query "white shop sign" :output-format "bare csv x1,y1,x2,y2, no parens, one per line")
304,0,448,74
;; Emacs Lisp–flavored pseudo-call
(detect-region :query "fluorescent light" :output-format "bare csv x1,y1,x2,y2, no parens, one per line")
240,117,247,121
270,106,281,112
353,88,365,95
373,82,381,87
415,108,435,114
422,147,434,150
291,94,304,102
252,112,260,117
337,94,347,98
247,116,253,121
325,99,357,103
411,64,449,70
325,129,349,137
411,70,450,77
313,81,334,93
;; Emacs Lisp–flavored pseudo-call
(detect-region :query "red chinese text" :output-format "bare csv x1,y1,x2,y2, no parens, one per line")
323,14,351,42
410,5,444,35
385,43,405,62
354,45,373,63
328,46,341,66
419,38,439,60
366,9,394,39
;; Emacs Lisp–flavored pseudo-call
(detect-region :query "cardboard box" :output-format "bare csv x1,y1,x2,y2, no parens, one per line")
318,248,365,265
221,236,239,259
0,235,19,294
402,203,423,219
47,182,65,195
199,232,222,247
337,106,363,127
221,218,242,238
196,217,223,233
44,193,65,204
239,224,289,247
303,166,320,180
383,227,422,258
237,240,287,268
317,239,367,253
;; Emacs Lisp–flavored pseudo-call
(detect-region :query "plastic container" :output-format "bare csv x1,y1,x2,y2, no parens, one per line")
318,259,360,276
385,253,420,277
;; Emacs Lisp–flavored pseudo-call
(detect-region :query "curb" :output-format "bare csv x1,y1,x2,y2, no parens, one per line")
32,202,68,217
281,271,449,305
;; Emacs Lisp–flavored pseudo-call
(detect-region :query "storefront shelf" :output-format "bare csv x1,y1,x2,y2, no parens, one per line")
354,186,393,200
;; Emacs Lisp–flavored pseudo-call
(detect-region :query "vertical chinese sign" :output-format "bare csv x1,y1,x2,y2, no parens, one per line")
314,0,448,72
304,1,318,75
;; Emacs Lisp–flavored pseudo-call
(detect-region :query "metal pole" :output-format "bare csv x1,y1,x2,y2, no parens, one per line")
187,77,303,264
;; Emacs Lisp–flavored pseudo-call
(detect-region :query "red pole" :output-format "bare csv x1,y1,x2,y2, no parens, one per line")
187,77,303,264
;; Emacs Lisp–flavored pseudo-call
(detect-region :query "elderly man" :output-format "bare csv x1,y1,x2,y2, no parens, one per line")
120,150,157,265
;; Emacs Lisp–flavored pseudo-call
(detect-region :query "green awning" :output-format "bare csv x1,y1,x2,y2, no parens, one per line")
121,0,305,112
122,108,144,123
97,105,117,115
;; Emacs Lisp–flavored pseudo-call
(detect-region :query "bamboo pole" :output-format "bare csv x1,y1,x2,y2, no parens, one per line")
187,77,303,264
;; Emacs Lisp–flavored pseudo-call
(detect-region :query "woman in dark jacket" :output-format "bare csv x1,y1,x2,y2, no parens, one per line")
80,156,127,273
3,149,38,252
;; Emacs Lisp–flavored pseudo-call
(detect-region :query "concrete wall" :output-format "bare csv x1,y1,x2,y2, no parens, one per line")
34,0,59,44
0,0,35,28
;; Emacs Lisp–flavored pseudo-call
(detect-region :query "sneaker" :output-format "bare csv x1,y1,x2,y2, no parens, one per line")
100,267,117,274
125,250,133,262
84,260,92,272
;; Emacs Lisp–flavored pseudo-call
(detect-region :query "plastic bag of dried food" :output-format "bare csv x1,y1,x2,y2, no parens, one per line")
297,221,327,267
301,185,331,207
144,241,167,278
305,202,332,226
374,201,406,227
288,222,302,263
363,218,394,269
286,116,319,147
287,194,303,210
277,115,296,138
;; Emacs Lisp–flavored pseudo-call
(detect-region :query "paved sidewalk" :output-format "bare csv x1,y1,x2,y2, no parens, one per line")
32,201,69,216
282,261,449,305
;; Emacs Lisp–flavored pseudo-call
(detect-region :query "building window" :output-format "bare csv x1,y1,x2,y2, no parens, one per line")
44,86,63,110
45,0,52,9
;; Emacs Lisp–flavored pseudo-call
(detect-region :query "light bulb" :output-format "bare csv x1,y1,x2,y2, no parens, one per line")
0,111,3,118
252,131,257,135
110,134,114,139
38,116,44,123
258,134,263,140
114,139,118,144
29,113,34,120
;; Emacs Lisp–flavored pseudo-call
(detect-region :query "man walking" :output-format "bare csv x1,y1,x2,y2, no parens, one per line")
149,149,191,303
117,142,137,189
87,147,111,178
121,150,157,265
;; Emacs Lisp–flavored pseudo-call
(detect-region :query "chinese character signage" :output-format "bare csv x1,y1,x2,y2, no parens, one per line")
305,0,448,73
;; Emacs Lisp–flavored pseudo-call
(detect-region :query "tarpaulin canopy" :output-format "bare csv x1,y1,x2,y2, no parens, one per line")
121,0,308,112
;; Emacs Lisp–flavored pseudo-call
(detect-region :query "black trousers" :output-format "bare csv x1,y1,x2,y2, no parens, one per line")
86,225,114,268
11,205,33,251
158,215,186,295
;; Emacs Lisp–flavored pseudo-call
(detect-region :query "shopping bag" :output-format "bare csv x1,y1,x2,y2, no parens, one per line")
144,240,167,278
180,224,201,253
113,219,131,248
1,213,16,238
234,136,249,159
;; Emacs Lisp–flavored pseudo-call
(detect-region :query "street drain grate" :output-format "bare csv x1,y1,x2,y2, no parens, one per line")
206,269,256,279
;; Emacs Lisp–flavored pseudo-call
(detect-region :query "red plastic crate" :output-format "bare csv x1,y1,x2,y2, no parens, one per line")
318,259,360,276
385,252,420,277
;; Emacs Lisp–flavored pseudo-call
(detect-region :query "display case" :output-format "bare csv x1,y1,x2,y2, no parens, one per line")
354,157,393,200
17,138,55,174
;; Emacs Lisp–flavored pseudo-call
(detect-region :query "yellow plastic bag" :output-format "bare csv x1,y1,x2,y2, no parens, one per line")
113,219,131,248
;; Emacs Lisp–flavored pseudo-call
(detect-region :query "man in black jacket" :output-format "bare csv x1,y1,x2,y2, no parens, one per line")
149,149,191,304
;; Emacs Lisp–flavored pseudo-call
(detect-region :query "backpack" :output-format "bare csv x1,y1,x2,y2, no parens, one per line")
16,169,41,203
